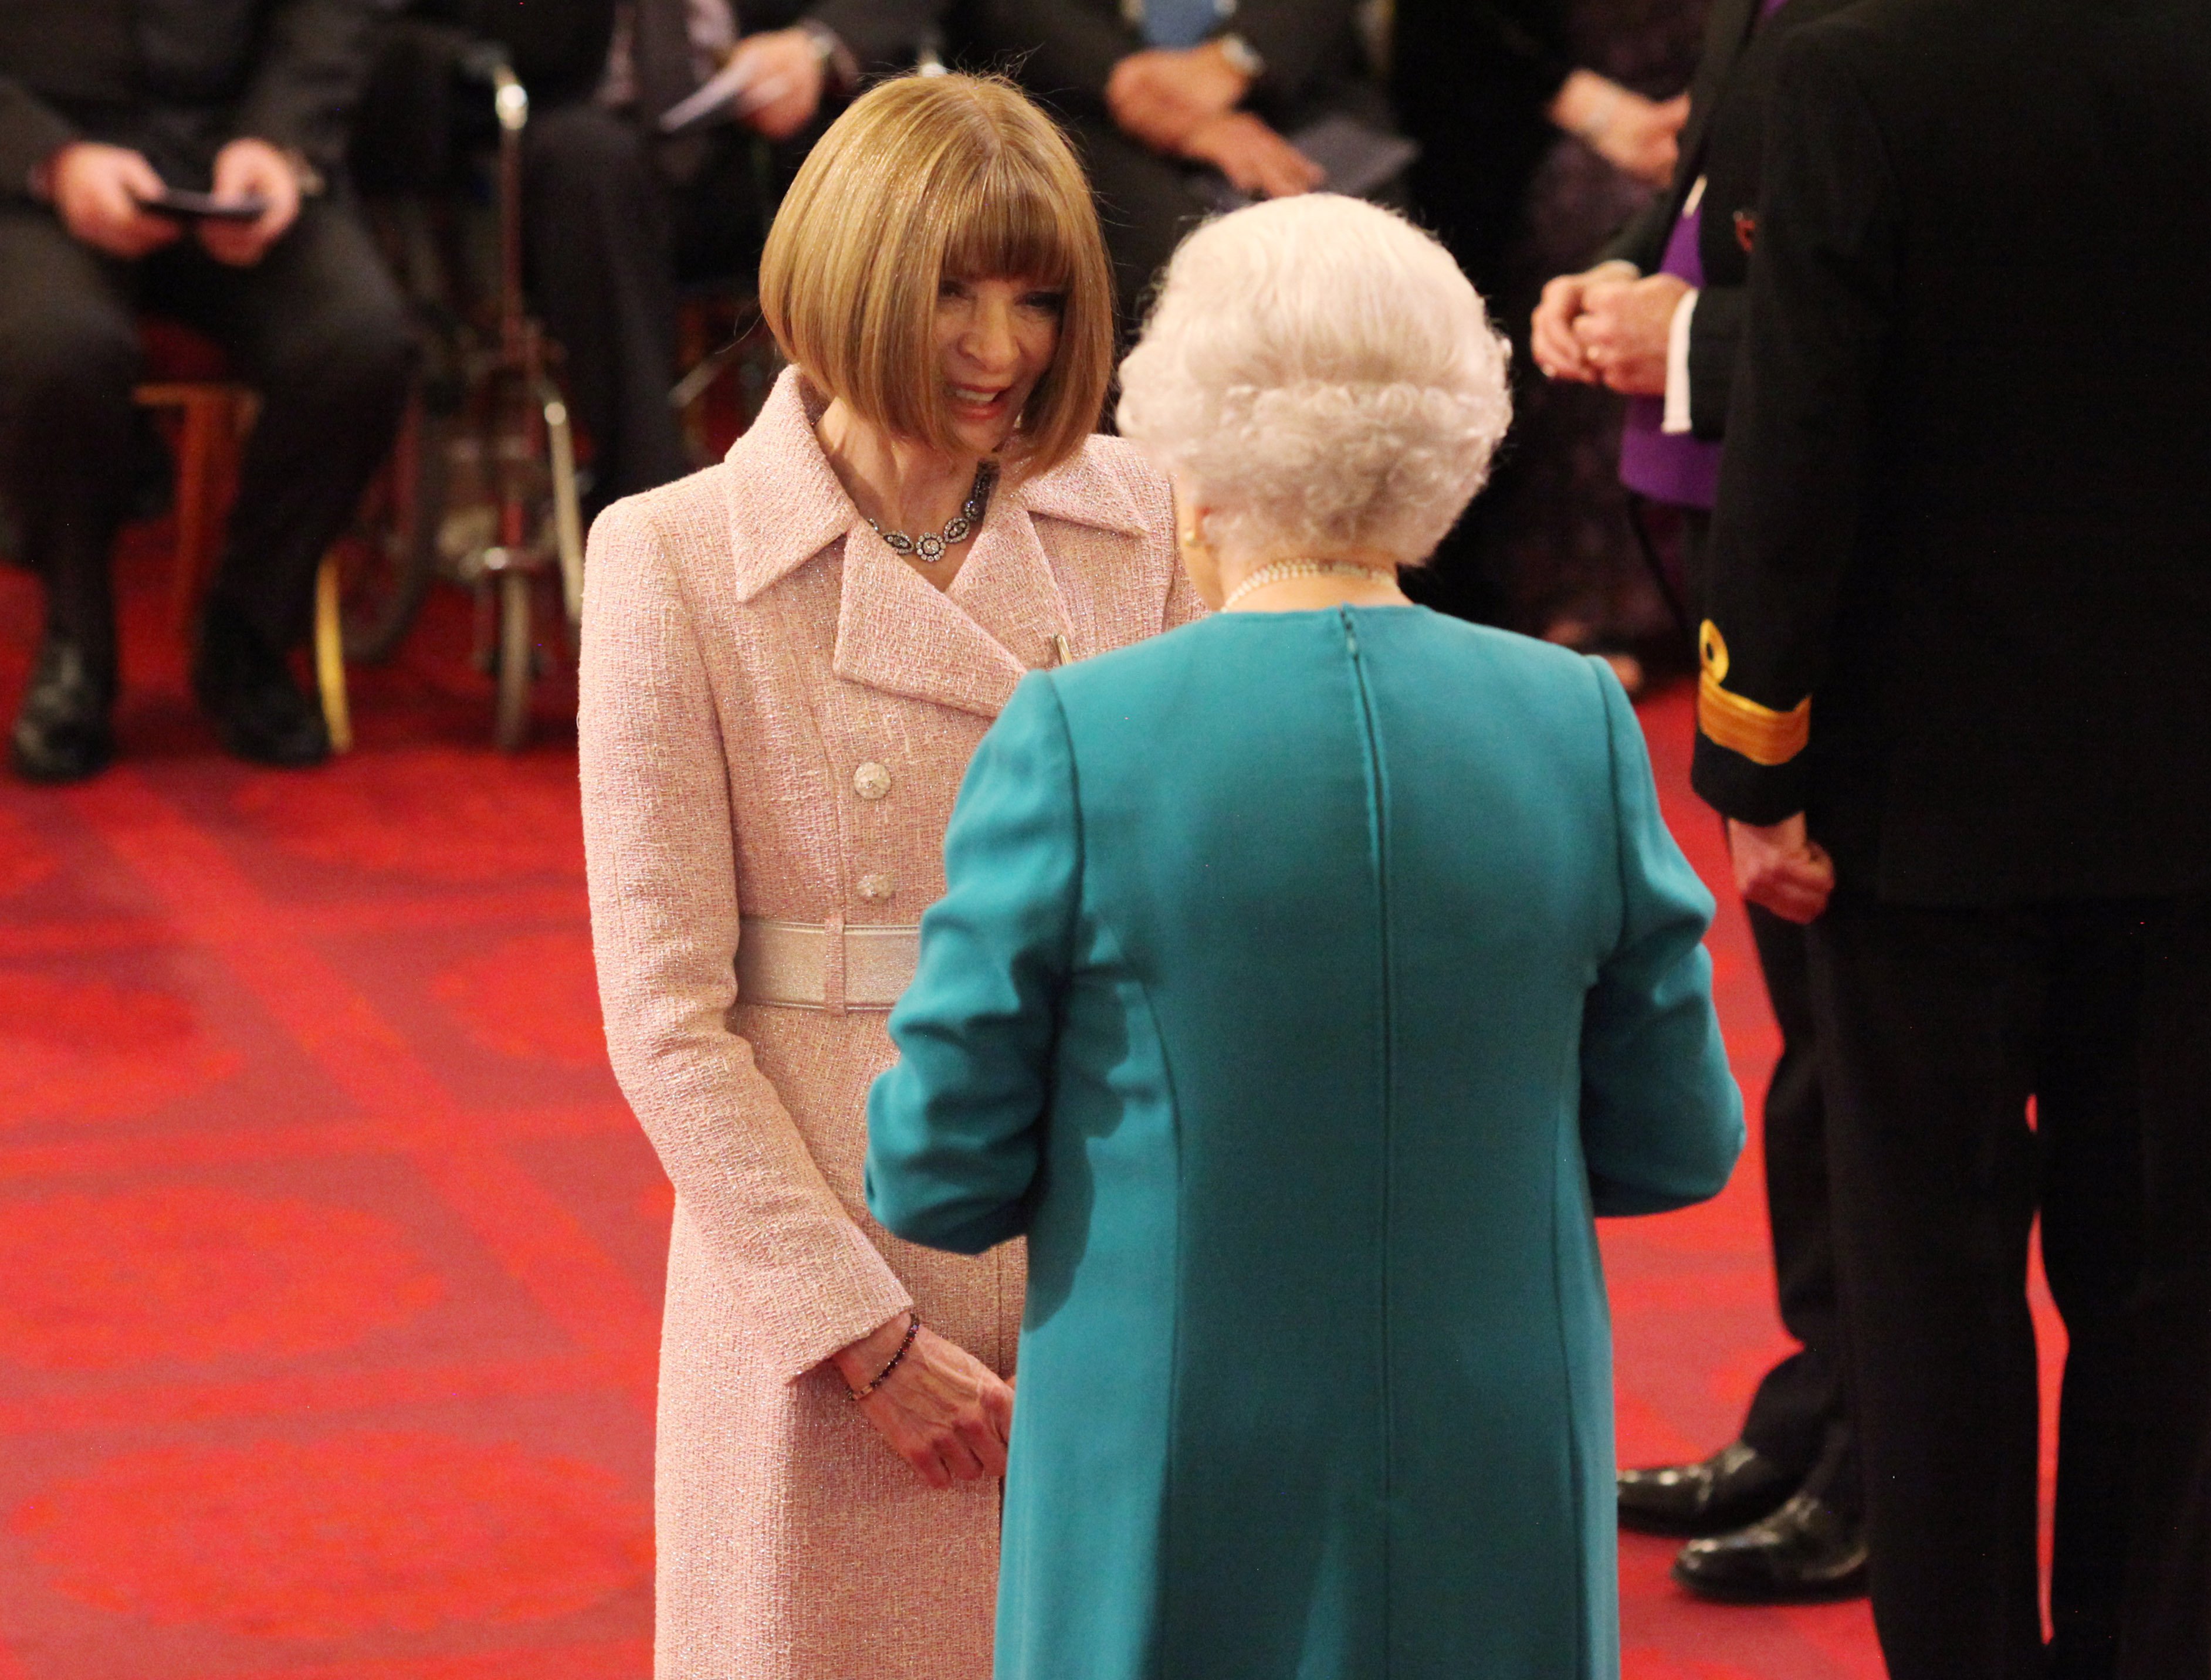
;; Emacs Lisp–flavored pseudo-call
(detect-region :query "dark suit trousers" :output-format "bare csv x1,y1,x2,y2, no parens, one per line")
0,199,414,665
1065,117,1211,334
521,106,774,516
1067,99,1400,340
1807,893,2211,1680
1738,899,1859,1513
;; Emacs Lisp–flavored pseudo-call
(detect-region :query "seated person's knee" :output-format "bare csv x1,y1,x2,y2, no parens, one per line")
0,304,138,421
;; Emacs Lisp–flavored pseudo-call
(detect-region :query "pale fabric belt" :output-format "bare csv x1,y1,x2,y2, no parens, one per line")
735,916,921,1012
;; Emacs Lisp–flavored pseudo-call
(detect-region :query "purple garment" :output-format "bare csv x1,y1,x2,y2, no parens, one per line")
1616,208,1722,509
1616,0,1787,510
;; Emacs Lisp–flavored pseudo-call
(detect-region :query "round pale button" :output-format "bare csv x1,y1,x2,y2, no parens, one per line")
857,872,896,902
852,761,892,801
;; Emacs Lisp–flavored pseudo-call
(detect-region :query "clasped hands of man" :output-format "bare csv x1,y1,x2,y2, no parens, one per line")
1531,258,1691,397
46,136,304,266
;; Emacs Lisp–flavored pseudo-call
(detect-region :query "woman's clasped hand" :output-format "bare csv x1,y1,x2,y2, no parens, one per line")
831,1312,1015,1489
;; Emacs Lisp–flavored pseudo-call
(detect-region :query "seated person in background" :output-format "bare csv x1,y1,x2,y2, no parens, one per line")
866,194,1745,1680
959,0,1381,319
1397,0,1684,303
1387,0,1686,633
437,0,940,517
0,0,415,783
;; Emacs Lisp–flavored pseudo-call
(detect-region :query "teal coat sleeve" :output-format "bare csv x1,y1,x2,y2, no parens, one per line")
1579,659,1747,1215
865,674,1081,1254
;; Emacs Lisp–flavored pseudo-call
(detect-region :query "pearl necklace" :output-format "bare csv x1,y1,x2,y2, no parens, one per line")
869,462,997,563
1222,558,1399,611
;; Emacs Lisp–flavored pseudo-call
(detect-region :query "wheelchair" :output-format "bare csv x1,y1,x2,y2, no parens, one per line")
338,25,779,748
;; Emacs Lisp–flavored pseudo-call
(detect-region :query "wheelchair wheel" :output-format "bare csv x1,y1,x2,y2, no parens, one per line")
337,394,446,663
491,566,534,751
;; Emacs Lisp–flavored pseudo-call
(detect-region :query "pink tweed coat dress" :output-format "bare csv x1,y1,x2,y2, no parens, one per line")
580,367,1194,1680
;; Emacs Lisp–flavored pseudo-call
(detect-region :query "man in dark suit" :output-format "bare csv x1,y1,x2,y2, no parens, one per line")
955,0,1373,320
1528,0,1869,1606
432,0,933,517
0,0,414,781
1694,0,2211,1673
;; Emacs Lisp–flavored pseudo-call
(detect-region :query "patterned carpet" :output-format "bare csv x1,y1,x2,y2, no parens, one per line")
0,533,2060,1678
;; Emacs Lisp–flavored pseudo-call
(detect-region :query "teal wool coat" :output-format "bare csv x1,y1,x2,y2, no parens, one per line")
865,607,1744,1680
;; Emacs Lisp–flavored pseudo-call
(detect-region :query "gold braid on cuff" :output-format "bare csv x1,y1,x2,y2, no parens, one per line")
1697,621,1811,767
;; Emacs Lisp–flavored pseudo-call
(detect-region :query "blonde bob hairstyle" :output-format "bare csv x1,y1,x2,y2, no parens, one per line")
758,73,1115,477
1117,194,1513,565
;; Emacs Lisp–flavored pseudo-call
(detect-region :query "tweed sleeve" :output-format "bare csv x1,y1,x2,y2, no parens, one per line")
580,499,912,1382
1579,658,1746,1215
865,675,1080,1255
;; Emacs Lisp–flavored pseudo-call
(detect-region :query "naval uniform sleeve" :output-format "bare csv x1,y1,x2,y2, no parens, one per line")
866,673,1081,1255
1690,22,1900,825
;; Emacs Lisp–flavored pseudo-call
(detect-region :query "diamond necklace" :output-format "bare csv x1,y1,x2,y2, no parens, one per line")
1222,558,1399,610
869,461,997,563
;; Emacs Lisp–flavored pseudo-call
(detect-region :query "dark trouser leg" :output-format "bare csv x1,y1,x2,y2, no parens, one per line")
146,200,415,650
2118,899,2211,1678
1065,119,1206,339
1739,901,1857,1514
1807,897,2048,1680
2039,908,2155,1679
0,208,143,678
522,103,688,511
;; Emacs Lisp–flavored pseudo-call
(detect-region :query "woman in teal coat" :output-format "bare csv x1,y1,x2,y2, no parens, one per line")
865,195,1744,1680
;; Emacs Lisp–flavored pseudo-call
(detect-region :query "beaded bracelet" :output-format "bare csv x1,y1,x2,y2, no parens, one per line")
846,1314,921,1401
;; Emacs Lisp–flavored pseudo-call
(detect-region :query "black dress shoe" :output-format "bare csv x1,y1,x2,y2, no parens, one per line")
193,598,329,768
1617,1439,1797,1537
9,634,116,784
1671,1491,1870,1604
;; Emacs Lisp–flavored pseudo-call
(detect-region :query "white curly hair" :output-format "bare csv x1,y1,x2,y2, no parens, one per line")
1116,194,1513,566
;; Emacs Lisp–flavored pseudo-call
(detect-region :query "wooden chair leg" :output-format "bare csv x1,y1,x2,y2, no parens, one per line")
313,552,353,754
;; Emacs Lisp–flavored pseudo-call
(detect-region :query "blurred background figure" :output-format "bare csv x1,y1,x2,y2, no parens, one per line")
957,0,1390,324
1394,0,1682,330
402,0,943,520
1391,0,1694,664
1530,0,1870,1610
0,0,414,782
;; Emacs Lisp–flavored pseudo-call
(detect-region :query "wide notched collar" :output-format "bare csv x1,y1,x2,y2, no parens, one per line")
723,368,1144,719
722,369,863,604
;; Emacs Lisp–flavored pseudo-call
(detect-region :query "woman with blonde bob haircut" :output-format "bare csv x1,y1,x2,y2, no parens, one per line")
581,72,1193,1680
759,73,1115,478
866,193,1743,1678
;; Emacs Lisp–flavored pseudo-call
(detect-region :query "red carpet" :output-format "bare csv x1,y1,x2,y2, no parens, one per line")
0,533,2062,1678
